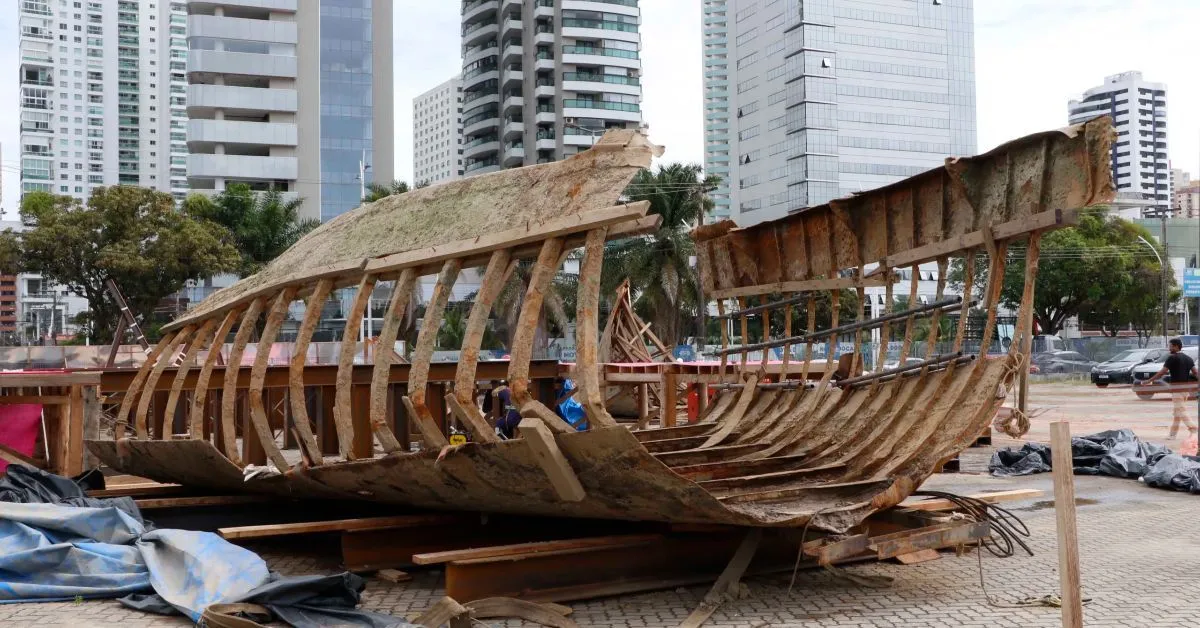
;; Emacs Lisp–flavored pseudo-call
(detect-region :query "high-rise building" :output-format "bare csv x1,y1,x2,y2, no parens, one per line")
18,0,190,203
458,0,643,176
702,0,978,227
1068,71,1168,219
413,75,464,185
185,0,394,222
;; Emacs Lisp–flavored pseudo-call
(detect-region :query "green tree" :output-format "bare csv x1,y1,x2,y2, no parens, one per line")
362,179,410,203
952,210,1172,337
601,163,720,347
19,188,241,343
0,229,22,275
183,184,319,276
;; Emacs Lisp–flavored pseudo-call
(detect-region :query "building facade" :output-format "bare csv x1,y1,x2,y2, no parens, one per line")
458,0,643,176
1068,71,1168,219
18,0,190,203
702,0,977,227
185,0,394,222
413,75,464,185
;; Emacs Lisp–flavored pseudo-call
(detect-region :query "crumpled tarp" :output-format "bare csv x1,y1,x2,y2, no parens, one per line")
0,465,412,627
989,429,1186,491
1142,454,1200,493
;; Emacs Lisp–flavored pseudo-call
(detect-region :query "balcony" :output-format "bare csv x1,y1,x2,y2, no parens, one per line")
462,20,499,48
536,136,556,151
534,30,555,46
564,99,641,122
463,136,500,160
187,49,297,79
463,67,499,90
503,119,524,138
562,45,640,68
464,41,499,66
188,154,298,181
462,0,499,24
462,109,500,136
502,94,523,111
565,0,639,11
534,0,555,19
562,18,639,33
189,14,298,44
534,83,556,99
502,42,523,64
503,142,525,166
465,157,499,174
189,84,297,113
504,18,523,32
187,119,298,146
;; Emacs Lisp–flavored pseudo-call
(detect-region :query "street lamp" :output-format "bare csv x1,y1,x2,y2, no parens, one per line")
1137,234,1169,345
563,122,604,145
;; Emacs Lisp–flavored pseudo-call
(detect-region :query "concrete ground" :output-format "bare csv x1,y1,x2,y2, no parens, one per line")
4,381,1200,627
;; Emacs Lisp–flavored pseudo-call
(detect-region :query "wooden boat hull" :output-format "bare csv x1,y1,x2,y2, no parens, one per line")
88,120,1112,534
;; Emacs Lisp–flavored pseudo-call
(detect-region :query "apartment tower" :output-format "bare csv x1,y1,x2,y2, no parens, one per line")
459,0,643,176
185,0,394,222
413,75,464,185
18,0,189,203
702,0,978,226
1068,71,1169,219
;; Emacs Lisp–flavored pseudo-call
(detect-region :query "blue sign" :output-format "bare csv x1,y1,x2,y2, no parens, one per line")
1185,269,1200,298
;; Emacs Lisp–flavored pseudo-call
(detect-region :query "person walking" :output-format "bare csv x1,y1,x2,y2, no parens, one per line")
1138,338,1199,439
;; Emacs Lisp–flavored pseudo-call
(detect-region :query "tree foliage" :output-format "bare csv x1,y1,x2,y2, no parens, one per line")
951,211,1174,336
19,188,241,342
361,179,430,204
601,164,719,347
183,184,319,276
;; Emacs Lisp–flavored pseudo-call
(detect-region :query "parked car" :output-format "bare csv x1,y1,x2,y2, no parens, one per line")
1090,348,1168,387
1132,347,1199,399
1030,350,1097,374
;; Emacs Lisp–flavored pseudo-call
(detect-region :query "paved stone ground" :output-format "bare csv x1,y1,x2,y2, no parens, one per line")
6,381,1200,626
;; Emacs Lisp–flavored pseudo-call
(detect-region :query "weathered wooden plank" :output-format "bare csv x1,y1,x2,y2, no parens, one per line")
163,318,218,436
288,278,333,465
575,229,618,430
508,238,574,434
334,274,377,460
518,418,586,501
135,326,193,439
114,331,177,439
406,259,462,450
368,269,416,453
189,309,241,440
220,298,266,464
247,288,297,470
451,249,511,445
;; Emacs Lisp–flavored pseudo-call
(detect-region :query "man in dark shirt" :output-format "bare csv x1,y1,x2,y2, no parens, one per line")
1140,338,1198,438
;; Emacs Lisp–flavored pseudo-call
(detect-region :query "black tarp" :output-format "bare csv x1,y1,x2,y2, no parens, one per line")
989,429,1183,492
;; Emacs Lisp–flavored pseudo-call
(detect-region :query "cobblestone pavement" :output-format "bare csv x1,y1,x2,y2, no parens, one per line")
4,448,1200,626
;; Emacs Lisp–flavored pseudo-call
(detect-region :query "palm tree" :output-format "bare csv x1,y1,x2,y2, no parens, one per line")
184,183,320,276
601,164,720,347
489,259,577,352
362,179,410,203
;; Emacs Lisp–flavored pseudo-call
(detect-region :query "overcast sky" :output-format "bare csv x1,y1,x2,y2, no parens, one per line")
2,0,1197,218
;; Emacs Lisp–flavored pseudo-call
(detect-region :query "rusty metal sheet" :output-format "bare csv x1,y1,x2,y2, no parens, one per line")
694,117,1115,292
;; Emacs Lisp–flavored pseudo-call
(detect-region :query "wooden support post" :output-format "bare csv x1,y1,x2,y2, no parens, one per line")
351,384,374,459
247,288,295,470
81,384,100,469
65,385,84,476
406,260,461,449
696,383,709,420
637,383,649,426
518,418,585,502
289,278,332,466
135,326,193,439
241,391,267,466
508,238,574,434
663,370,678,428
574,228,618,429
1050,421,1084,628
319,385,339,456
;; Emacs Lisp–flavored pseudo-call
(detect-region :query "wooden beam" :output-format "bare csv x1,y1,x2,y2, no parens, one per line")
0,395,68,405
413,534,664,566
509,238,567,429
135,494,267,510
899,488,1044,512
574,228,618,430
188,308,241,440
162,318,218,436
1050,421,1084,628
218,514,467,541
288,278,333,465
405,260,462,450
0,442,41,467
679,529,762,628
65,385,84,476
221,298,266,464
867,208,1077,276
601,372,663,384
451,249,510,444
368,269,415,453
247,288,296,470
135,326,194,439
114,331,177,439
334,275,377,460
709,275,892,300
518,418,585,502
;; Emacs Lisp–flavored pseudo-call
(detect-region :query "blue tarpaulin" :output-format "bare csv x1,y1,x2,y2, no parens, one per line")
0,465,411,627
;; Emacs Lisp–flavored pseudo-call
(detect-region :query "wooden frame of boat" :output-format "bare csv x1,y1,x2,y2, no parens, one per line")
88,119,1115,533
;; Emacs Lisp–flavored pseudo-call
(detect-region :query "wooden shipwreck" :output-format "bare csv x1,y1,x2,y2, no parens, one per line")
89,119,1114,533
